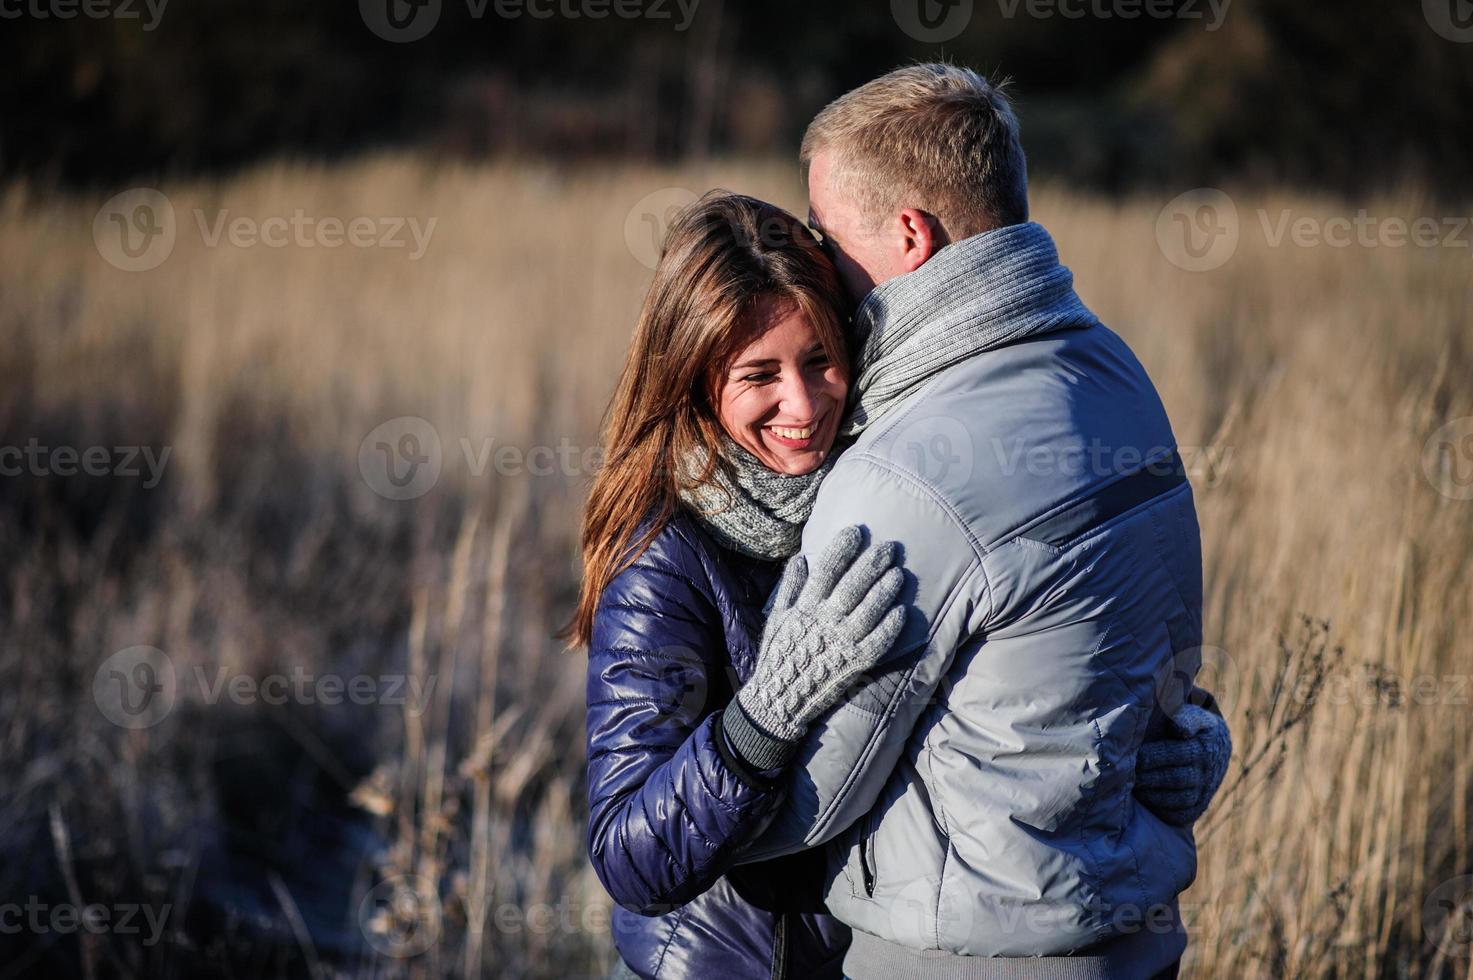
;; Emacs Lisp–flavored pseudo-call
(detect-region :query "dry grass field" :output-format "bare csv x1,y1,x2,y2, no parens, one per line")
1,156,1470,978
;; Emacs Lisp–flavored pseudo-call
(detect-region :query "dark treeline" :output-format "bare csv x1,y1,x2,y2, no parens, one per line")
2,0,1470,194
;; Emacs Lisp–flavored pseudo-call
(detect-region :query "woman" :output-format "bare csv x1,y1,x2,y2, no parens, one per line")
567,193,1224,980
567,193,882,979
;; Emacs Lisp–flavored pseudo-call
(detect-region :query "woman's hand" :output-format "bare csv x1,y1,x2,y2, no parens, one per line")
721,525,907,771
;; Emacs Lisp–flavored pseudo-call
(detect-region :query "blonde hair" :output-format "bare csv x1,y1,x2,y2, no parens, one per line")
560,192,849,649
800,63,1029,239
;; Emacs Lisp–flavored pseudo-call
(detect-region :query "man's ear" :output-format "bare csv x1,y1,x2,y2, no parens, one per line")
896,208,947,273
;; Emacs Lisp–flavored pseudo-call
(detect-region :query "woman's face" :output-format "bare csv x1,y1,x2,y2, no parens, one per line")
716,296,848,476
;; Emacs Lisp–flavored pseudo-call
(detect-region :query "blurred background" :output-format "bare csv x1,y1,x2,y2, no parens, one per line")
1,1,1471,977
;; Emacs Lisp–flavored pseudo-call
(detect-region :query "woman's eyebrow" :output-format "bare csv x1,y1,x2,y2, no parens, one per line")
731,343,825,371
730,356,779,370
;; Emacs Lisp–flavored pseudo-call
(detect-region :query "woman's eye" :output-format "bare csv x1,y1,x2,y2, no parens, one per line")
741,372,775,384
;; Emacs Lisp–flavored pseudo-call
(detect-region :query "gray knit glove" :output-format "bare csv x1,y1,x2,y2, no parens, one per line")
721,526,906,771
1134,703,1233,826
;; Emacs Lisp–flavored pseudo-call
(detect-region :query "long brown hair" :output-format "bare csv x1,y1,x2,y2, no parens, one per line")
560,191,850,648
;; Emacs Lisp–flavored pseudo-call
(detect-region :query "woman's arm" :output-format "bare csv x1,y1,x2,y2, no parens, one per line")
585,523,905,915
585,530,788,916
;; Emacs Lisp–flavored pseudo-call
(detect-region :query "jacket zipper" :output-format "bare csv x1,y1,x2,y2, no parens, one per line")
771,911,788,980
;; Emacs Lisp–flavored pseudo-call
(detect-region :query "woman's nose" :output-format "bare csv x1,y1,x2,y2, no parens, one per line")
778,376,818,420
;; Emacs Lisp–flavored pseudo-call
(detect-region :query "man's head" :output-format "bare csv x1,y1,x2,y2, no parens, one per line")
801,63,1029,303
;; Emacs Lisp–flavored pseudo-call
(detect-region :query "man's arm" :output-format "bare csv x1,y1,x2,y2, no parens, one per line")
738,452,988,861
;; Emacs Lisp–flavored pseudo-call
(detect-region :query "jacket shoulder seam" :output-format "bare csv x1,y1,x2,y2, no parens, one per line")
840,449,990,561
809,567,981,840
834,451,997,626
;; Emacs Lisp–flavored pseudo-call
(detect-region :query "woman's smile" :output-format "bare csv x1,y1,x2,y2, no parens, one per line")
719,297,849,475
762,410,828,452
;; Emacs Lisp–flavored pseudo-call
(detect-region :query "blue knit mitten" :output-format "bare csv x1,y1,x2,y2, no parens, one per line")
1134,703,1233,826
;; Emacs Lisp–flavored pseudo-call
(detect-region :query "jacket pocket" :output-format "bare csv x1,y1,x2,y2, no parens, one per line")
856,810,879,898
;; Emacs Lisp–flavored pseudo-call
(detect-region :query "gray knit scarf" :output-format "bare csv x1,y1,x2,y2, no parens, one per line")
677,437,837,561
839,220,1099,437
677,221,1096,558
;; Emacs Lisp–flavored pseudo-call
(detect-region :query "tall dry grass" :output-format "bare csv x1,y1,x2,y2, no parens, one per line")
0,156,1469,978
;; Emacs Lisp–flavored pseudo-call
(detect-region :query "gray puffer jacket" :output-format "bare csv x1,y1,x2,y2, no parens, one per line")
741,226,1205,979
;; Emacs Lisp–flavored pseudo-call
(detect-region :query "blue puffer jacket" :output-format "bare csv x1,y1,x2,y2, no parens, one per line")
586,509,851,980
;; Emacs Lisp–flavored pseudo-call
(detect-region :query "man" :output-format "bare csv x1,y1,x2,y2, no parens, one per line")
733,64,1229,978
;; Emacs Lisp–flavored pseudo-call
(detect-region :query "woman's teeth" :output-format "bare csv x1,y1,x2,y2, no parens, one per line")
771,425,814,440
